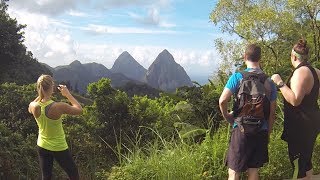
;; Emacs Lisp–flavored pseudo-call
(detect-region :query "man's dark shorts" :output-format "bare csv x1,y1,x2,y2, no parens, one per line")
226,127,269,172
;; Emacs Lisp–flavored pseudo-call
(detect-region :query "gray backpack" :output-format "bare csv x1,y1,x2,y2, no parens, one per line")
233,71,270,135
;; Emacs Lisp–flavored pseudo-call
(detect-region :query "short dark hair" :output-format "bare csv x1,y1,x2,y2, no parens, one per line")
245,44,261,62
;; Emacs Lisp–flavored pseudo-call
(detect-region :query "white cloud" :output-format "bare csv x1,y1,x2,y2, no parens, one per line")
8,0,176,29
94,0,171,9
8,0,88,16
7,9,77,66
83,24,177,34
128,7,176,28
8,0,171,16
44,51,54,58
159,22,176,28
170,49,220,76
6,1,220,77
68,9,88,17
144,8,160,26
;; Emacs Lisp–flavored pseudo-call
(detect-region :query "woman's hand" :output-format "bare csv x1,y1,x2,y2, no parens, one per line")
56,84,83,115
57,85,71,97
271,74,283,85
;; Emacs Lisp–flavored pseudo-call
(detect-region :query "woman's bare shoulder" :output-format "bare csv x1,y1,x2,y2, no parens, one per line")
292,66,311,79
29,101,39,110
28,101,40,117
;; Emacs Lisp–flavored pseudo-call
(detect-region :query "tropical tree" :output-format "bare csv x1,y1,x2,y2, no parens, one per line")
210,0,320,77
85,78,136,162
288,0,320,62
175,82,223,133
0,0,51,84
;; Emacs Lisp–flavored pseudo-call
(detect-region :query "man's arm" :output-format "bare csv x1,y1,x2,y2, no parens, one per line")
315,68,320,97
268,100,276,136
266,78,277,136
219,88,234,124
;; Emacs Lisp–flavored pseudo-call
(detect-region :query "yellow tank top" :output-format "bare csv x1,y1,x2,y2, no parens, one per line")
35,100,68,151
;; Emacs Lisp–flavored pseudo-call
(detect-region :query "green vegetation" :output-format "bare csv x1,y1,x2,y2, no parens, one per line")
1,0,320,179
0,0,51,84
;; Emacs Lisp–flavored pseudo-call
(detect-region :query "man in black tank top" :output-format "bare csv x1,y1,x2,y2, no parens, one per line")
271,39,320,179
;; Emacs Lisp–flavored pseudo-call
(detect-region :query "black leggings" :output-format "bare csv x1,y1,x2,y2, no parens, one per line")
37,146,79,180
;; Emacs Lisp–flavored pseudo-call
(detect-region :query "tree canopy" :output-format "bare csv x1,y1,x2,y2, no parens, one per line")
210,0,320,80
0,0,51,85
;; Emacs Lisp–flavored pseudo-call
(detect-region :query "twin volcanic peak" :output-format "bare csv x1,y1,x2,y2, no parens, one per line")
145,49,193,92
111,51,147,82
51,49,193,93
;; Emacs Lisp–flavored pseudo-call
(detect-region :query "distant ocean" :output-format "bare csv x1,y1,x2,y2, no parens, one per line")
190,74,211,85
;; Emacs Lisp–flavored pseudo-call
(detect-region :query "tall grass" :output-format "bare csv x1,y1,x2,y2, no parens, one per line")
106,102,320,180
107,127,320,180
107,124,231,180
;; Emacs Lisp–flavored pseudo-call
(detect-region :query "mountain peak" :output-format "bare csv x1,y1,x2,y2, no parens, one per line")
70,60,82,66
115,51,135,63
154,49,175,64
158,49,172,58
111,51,147,82
161,49,170,54
145,49,192,92
121,51,130,56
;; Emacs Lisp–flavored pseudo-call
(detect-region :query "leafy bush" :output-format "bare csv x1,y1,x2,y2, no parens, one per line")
129,95,176,139
107,121,320,180
175,83,223,132
107,124,231,180
0,123,39,179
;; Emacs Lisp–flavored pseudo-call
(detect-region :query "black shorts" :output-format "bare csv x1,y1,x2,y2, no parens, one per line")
287,132,317,179
226,127,269,172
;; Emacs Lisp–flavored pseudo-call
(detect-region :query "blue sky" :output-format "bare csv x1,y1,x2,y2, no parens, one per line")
7,0,226,82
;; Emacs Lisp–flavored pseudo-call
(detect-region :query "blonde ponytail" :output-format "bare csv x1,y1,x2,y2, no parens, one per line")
36,75,54,102
37,84,44,102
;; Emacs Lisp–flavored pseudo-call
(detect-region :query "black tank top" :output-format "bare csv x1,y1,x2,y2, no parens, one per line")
282,61,319,142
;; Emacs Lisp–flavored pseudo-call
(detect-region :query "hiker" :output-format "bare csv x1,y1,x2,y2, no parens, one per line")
271,39,320,180
219,44,277,180
28,74,82,180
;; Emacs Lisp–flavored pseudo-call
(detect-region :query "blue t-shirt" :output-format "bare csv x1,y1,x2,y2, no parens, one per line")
225,68,277,129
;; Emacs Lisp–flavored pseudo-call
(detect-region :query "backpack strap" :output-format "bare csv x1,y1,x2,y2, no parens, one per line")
241,71,268,84
235,71,268,96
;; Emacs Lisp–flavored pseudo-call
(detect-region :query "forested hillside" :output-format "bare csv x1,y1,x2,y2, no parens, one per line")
0,1,51,84
1,0,320,179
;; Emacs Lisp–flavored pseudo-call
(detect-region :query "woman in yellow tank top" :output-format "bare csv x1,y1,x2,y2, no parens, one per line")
28,75,82,180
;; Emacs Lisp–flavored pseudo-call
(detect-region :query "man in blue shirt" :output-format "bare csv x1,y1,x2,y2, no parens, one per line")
219,44,277,180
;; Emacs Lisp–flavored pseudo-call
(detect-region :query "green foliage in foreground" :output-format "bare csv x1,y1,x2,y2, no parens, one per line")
2,0,320,179
1,79,320,180
107,125,229,180
0,78,223,179
107,124,320,180
0,83,108,179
